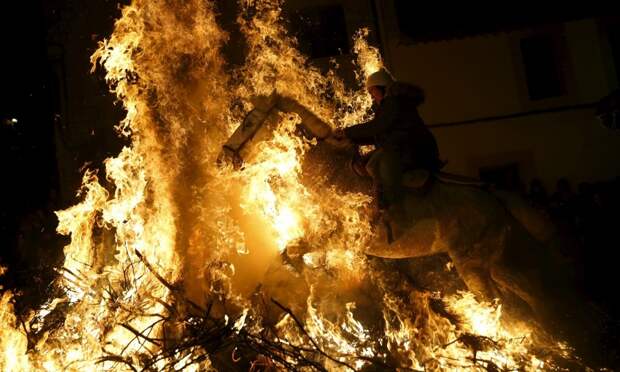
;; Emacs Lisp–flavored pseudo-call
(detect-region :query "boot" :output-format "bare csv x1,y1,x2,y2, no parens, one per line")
383,203,409,244
369,183,394,244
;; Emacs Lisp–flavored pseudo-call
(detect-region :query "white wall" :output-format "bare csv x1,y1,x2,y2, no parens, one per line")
376,11,620,190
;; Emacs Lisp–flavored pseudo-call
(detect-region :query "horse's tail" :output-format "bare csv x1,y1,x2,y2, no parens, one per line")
490,190,557,243
431,171,556,243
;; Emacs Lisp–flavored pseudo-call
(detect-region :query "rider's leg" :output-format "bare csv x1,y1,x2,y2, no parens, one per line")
365,148,404,208
367,149,408,242
365,149,386,210
377,148,404,207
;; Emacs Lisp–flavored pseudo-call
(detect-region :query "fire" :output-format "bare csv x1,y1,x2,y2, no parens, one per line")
237,114,311,252
0,269,28,371
0,0,574,370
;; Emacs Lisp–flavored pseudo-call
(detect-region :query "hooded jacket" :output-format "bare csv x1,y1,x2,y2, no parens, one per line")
344,82,441,171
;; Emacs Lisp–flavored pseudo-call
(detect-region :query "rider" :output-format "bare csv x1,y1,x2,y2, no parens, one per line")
334,68,442,241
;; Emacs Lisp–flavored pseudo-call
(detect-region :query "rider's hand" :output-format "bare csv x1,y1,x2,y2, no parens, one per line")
326,129,351,149
332,128,346,140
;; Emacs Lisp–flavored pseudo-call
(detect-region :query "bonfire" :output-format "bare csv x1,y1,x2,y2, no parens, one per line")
0,1,588,371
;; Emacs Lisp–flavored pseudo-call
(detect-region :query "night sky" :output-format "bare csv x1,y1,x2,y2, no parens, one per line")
2,2,58,269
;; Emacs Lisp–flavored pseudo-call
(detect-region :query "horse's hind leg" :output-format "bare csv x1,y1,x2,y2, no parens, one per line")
488,223,560,327
451,252,541,331
450,256,502,302
488,260,549,323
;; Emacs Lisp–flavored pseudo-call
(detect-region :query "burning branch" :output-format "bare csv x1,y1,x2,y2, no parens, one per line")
92,251,432,371
270,298,357,371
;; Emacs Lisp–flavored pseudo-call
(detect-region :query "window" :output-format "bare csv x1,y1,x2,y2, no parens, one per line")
520,35,565,100
607,24,620,86
392,4,590,43
291,5,348,59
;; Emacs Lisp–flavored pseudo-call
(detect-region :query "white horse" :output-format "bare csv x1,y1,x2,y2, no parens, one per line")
234,94,604,365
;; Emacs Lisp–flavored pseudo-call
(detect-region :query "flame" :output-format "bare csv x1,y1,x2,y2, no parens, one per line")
353,28,384,79
0,287,29,371
0,0,573,370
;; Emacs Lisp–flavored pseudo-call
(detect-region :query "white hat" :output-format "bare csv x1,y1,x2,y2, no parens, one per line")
365,68,395,89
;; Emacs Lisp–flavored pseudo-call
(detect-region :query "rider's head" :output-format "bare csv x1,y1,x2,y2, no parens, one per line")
366,68,395,105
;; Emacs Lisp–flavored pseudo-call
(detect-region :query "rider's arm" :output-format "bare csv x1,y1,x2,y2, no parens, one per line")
343,98,398,142
346,134,375,145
